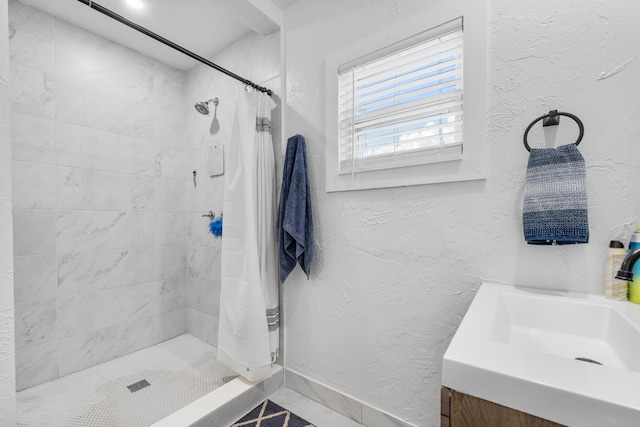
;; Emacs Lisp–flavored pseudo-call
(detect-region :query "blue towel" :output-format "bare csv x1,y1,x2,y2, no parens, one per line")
523,143,588,245
277,135,314,282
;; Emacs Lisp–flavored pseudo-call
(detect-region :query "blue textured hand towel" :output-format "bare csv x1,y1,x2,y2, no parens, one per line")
522,143,589,245
277,134,314,282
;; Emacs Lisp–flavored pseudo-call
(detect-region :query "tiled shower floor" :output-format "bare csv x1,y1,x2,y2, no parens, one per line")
16,334,238,427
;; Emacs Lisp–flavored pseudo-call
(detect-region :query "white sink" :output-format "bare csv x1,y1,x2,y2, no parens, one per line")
443,282,640,427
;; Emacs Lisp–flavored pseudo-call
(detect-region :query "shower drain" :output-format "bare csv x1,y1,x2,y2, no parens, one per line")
127,379,151,393
575,357,602,365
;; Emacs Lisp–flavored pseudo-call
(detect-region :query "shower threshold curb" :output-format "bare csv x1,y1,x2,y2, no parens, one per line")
152,364,283,427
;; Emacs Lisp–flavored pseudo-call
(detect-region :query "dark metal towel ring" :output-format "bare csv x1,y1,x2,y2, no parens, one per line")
523,110,584,152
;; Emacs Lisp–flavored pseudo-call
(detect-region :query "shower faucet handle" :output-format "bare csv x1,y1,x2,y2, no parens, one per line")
201,210,216,219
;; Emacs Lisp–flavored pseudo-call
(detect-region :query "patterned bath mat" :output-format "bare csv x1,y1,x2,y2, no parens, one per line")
232,399,316,427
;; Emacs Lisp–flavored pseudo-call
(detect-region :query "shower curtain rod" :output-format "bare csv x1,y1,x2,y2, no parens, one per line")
76,0,273,96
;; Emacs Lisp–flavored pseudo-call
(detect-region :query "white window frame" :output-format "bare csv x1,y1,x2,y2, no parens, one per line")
325,1,487,192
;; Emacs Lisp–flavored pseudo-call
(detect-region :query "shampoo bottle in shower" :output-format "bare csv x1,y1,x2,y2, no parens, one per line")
628,227,640,304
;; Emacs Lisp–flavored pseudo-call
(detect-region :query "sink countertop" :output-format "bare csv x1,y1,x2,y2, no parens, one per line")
442,282,640,427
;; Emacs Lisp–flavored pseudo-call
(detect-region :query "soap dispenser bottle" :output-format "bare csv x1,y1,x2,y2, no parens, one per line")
605,240,627,300
628,227,640,303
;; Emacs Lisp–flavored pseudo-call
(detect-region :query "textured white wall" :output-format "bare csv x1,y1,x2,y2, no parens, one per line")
283,0,640,425
0,0,16,424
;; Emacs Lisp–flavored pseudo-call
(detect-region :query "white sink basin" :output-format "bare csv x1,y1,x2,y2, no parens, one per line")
492,291,640,373
443,282,640,427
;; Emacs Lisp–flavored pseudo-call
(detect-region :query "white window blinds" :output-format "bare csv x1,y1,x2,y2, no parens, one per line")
337,18,464,174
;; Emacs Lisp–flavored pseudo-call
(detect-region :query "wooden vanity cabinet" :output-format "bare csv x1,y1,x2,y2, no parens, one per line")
441,387,566,427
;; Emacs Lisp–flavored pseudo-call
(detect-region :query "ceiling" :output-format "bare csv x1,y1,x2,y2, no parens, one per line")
19,0,297,70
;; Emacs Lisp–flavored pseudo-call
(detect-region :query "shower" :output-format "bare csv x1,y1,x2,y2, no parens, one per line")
194,97,219,115
8,0,282,424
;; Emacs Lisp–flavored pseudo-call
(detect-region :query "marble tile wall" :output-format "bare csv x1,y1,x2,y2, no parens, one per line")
8,0,188,390
0,0,17,424
184,30,282,350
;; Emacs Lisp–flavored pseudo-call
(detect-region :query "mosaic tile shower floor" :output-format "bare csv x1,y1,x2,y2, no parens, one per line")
16,334,237,427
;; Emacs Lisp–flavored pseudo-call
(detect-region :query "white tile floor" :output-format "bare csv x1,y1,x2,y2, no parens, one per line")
269,387,364,427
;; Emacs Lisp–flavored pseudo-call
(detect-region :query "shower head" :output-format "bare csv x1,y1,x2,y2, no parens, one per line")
194,98,219,115
194,102,209,115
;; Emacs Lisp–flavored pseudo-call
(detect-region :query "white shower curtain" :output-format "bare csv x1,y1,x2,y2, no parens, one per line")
217,89,279,382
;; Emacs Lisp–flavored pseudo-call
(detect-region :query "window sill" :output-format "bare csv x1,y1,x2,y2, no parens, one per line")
326,157,485,192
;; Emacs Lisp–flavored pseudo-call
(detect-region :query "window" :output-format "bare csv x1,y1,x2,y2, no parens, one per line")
325,2,487,192
338,18,464,174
